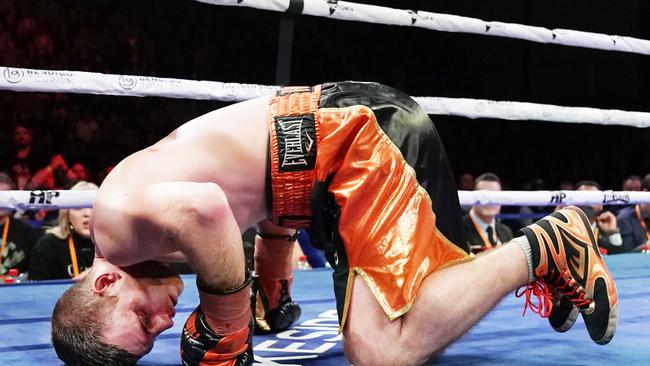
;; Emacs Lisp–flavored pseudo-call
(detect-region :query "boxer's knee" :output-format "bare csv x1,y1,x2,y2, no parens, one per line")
343,329,402,366
344,327,440,366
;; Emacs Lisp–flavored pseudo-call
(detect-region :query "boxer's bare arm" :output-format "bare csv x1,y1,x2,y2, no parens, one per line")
137,181,246,289
93,181,245,289
255,219,298,269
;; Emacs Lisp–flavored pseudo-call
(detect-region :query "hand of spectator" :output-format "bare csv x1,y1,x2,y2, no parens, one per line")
632,241,650,253
597,211,617,233
34,209,48,221
49,154,68,171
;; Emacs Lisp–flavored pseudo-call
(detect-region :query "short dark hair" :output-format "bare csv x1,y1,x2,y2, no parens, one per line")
474,172,501,188
642,174,650,191
51,272,140,366
576,180,602,190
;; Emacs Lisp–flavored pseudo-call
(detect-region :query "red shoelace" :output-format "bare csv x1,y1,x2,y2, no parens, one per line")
551,268,592,308
516,268,593,317
516,281,553,317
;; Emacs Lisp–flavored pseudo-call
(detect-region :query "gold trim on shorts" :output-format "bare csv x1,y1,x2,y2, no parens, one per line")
313,106,471,331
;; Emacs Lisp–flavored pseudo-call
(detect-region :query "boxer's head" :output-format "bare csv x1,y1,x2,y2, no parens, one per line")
51,259,184,365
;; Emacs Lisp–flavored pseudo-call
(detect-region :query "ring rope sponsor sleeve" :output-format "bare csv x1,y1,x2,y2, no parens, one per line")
1,189,649,209
2,67,650,127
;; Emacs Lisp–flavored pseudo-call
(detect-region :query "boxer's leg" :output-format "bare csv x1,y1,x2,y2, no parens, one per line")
343,242,528,366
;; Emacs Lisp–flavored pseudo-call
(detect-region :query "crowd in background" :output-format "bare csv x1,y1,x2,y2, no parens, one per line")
1,1,649,282
2,163,648,282
460,172,650,257
1,0,646,189
0,0,227,186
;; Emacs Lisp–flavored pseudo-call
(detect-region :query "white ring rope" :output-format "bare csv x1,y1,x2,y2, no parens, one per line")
0,67,276,101
458,190,645,207
0,190,97,210
2,66,650,128
195,0,650,57
412,97,650,127
1,190,649,210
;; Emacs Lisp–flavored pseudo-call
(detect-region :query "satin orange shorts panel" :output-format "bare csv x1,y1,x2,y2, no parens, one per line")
267,82,471,329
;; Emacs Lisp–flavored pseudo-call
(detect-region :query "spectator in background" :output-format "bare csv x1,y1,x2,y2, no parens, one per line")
463,172,513,254
61,110,101,168
559,181,575,191
74,112,100,145
617,174,650,252
28,180,97,280
457,172,474,191
575,180,632,254
609,175,642,215
622,175,642,192
0,172,39,276
8,123,48,189
0,19,17,65
30,32,56,69
13,15,40,63
66,162,91,182
28,156,88,226
28,153,69,190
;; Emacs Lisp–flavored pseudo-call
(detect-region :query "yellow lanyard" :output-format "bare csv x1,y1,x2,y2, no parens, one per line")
0,216,9,265
635,205,650,241
469,214,495,248
67,235,80,277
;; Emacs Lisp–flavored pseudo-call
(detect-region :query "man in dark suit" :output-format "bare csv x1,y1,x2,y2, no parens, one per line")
463,172,513,254
617,174,650,253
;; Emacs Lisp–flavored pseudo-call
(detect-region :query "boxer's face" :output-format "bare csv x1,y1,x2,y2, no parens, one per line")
92,260,184,356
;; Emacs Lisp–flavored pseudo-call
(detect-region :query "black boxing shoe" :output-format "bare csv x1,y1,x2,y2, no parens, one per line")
548,291,580,332
517,206,618,344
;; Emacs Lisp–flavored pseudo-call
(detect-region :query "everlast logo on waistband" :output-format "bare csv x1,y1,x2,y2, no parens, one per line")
275,114,316,172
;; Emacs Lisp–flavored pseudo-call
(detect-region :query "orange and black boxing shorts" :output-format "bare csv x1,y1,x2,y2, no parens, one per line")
267,82,471,329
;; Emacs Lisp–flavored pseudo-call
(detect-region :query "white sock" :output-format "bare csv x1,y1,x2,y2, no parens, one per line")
512,235,535,283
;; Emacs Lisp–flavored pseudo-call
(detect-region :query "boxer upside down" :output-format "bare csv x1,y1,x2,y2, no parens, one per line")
51,82,618,366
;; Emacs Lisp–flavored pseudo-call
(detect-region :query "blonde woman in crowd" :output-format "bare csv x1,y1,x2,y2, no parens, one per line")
29,181,98,280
